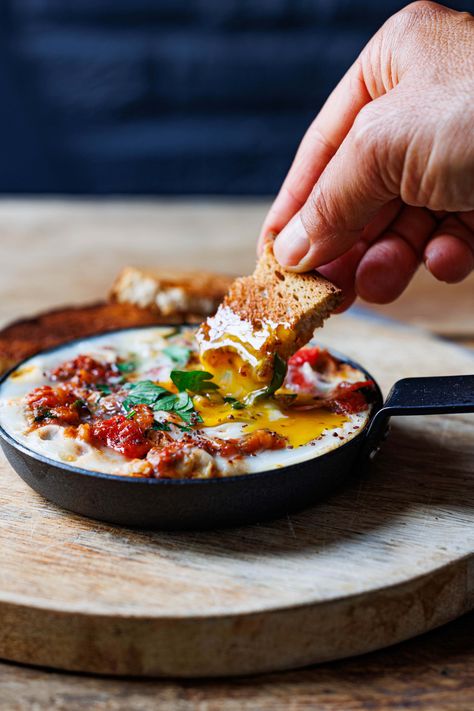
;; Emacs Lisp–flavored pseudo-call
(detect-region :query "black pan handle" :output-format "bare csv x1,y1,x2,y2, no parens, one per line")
364,375,474,461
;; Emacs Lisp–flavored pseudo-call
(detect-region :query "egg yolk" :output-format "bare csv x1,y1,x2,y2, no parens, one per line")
200,348,267,399
194,396,348,448
196,307,348,448
197,305,296,398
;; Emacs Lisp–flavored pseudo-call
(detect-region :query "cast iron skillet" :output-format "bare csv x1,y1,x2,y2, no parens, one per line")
0,326,473,530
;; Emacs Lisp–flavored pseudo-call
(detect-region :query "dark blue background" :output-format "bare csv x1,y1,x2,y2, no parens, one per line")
0,1,472,194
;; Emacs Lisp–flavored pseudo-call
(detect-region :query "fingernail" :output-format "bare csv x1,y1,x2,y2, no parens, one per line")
273,214,310,267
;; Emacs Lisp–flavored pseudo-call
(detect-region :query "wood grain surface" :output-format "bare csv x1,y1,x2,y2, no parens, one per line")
1,200,473,706
1,611,474,711
0,314,473,678
0,198,473,335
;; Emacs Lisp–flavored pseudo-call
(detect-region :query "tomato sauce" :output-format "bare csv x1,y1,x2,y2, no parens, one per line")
21,342,373,478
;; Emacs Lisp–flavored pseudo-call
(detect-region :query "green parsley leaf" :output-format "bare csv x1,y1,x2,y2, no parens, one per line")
117,360,136,373
123,380,168,410
123,380,202,425
170,369,219,393
177,408,202,425
223,396,246,410
96,384,112,396
245,354,288,405
34,409,57,422
151,421,172,432
163,328,179,339
125,410,136,420
175,423,192,433
267,354,288,395
157,391,192,411
156,392,203,424
163,345,191,366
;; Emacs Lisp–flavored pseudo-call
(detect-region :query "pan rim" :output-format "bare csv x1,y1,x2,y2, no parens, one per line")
0,324,382,486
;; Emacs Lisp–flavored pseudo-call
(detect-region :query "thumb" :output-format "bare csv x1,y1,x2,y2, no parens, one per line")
273,105,398,271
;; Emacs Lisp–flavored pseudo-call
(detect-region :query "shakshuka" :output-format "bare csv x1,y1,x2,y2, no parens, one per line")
0,327,374,479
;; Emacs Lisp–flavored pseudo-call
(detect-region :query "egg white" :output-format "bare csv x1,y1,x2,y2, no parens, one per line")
0,327,370,477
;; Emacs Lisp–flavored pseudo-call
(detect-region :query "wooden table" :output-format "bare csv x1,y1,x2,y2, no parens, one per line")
1,200,473,710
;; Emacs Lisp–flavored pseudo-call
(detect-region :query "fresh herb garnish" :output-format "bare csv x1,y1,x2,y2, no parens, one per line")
117,360,136,374
176,423,192,432
151,420,191,433
155,391,203,424
170,369,219,393
96,383,112,396
34,409,57,422
163,328,179,339
245,354,288,405
122,380,169,410
151,421,172,432
223,396,246,410
125,409,136,420
268,354,288,394
123,380,202,425
163,345,191,366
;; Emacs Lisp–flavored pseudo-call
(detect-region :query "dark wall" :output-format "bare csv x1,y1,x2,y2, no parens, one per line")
0,1,472,195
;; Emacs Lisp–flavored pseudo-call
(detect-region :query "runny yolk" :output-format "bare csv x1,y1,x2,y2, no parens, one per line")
197,306,296,399
199,348,267,399
194,397,348,448
196,307,348,447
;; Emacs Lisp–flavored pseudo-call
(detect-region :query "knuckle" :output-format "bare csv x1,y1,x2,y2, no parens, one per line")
425,177,474,212
403,129,474,211
396,1,446,24
351,99,393,165
350,104,398,193
302,185,334,236
399,145,432,207
385,1,448,43
351,105,383,152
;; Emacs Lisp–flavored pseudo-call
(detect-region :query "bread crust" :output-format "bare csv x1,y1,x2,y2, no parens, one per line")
110,266,233,316
0,254,342,377
0,302,201,376
200,245,343,363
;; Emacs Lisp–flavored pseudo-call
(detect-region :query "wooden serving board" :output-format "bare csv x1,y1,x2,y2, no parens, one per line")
0,311,473,678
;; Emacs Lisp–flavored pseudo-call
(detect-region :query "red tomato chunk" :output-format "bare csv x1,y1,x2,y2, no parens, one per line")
288,346,321,368
26,385,82,426
331,381,374,414
50,355,118,387
92,406,154,459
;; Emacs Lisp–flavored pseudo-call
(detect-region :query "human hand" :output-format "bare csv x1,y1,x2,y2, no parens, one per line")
259,1,474,309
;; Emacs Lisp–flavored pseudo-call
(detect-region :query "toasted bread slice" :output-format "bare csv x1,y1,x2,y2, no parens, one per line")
197,245,343,396
0,302,201,376
226,245,343,354
110,266,233,317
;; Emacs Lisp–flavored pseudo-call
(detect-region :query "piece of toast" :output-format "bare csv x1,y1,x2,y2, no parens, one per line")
110,266,233,317
199,244,343,370
229,245,343,352
0,302,201,376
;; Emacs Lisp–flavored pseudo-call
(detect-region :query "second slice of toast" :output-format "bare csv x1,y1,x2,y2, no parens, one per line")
110,266,233,317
